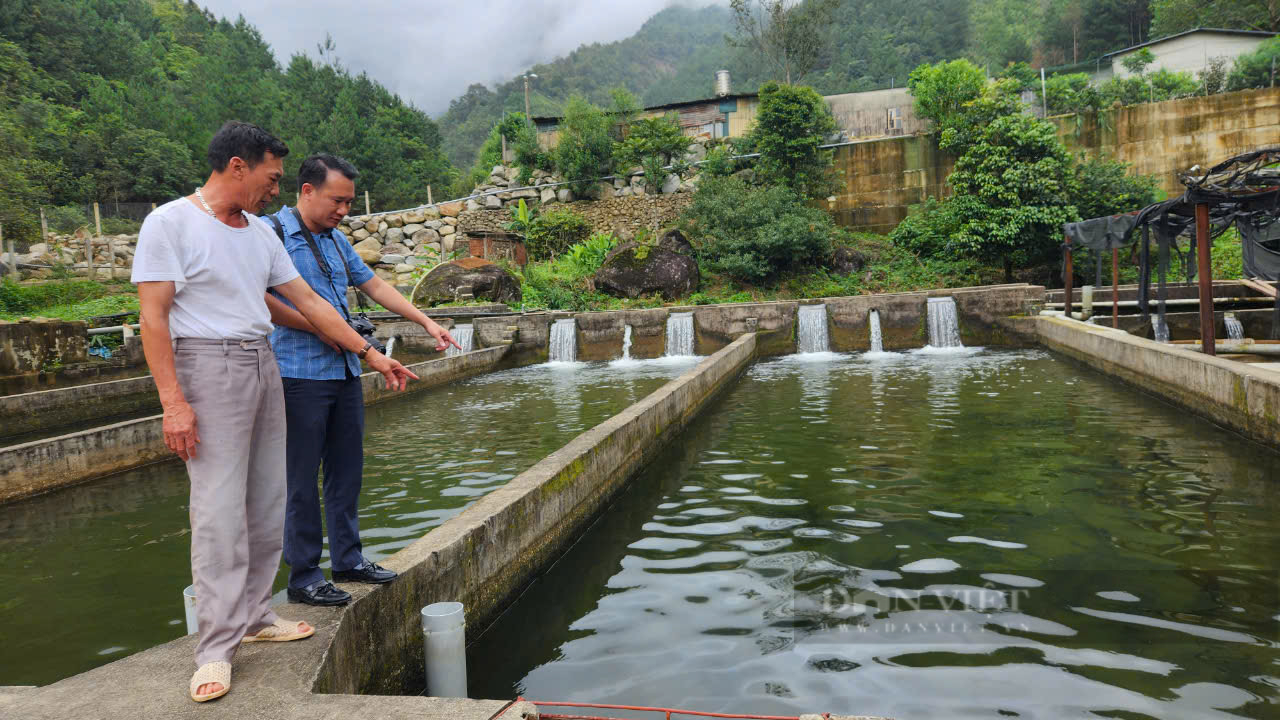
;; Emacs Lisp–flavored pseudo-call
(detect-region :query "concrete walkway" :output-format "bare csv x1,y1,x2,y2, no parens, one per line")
0,592,508,720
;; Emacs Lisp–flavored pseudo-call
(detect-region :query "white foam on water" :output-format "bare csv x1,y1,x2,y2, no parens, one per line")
929,510,965,518
948,535,1028,549
981,573,1045,588
1097,590,1141,602
900,558,961,574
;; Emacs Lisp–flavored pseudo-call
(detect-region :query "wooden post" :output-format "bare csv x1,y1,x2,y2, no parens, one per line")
1195,203,1214,356
364,191,371,215
2,224,13,278
40,207,48,243
150,202,157,212
1112,247,1119,328
1063,235,1073,320
427,185,433,206
91,202,102,280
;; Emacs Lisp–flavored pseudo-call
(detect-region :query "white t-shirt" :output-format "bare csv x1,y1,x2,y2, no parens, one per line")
131,198,300,340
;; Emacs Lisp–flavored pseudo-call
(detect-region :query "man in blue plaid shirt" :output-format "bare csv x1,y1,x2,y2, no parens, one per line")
264,154,459,606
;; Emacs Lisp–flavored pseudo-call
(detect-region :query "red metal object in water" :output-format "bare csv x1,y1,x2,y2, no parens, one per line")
497,697,826,720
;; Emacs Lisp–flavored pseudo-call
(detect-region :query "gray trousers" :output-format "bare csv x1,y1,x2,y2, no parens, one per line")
174,337,286,666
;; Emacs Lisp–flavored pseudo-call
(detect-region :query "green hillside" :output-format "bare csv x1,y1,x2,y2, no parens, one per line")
0,0,454,243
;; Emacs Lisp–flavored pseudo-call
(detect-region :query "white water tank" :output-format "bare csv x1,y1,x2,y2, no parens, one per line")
715,70,731,97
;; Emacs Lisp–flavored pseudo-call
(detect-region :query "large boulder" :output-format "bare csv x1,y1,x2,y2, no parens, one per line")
411,257,522,306
594,232,698,301
830,246,870,275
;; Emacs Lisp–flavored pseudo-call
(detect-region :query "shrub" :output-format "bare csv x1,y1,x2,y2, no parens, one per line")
1227,37,1280,91
614,113,689,189
1069,154,1160,221
525,207,591,261
749,82,839,199
554,96,614,196
0,278,112,313
564,232,618,275
889,197,964,259
680,176,835,282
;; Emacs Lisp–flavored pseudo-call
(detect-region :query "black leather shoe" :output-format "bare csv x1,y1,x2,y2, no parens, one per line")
287,580,351,606
333,560,397,585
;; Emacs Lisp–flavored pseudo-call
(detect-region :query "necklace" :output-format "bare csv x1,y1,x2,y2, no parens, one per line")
194,187,217,218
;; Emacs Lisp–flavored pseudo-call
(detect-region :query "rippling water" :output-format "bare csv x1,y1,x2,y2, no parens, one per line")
469,350,1280,719
0,358,695,686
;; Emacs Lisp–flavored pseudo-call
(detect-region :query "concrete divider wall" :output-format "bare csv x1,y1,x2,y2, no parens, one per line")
0,346,513,504
1035,315,1280,448
315,333,758,696
0,374,160,441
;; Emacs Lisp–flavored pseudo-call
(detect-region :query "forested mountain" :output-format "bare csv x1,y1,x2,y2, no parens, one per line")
0,0,453,242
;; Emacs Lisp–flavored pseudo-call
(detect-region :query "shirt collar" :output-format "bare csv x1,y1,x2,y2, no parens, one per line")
277,206,331,241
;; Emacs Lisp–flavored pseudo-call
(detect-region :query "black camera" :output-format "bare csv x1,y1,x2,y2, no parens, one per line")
348,313,386,356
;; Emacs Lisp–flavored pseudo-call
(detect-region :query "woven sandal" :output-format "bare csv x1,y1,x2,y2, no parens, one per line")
190,661,231,702
242,618,315,643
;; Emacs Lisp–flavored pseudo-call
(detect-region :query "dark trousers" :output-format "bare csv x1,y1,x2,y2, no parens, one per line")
282,376,365,589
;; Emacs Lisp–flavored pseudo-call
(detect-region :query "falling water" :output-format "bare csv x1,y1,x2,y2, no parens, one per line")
665,313,695,357
384,336,396,360
446,324,475,357
868,310,884,353
1225,315,1244,341
795,305,830,354
549,319,578,362
620,325,633,361
925,297,964,348
1153,317,1170,343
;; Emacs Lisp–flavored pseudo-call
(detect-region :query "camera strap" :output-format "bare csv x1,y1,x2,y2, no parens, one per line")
269,209,372,321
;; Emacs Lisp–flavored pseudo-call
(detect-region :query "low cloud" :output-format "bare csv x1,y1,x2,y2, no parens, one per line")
200,0,723,115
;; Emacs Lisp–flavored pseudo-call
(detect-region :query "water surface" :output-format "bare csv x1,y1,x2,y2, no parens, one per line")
469,350,1280,719
0,358,695,685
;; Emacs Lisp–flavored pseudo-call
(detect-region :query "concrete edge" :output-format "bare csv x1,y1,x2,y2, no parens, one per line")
0,373,160,441
0,346,514,505
314,333,759,696
1034,314,1280,448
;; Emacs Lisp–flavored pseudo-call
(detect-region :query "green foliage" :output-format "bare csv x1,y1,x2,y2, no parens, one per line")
504,199,538,235
1121,47,1156,75
727,0,841,84
1070,154,1160,220
701,146,736,178
553,96,615,196
614,114,688,187
0,0,456,236
748,82,838,198
1152,0,1279,36
908,59,988,127
525,207,592,261
1211,228,1245,280
0,278,129,317
498,112,551,184
1039,73,1104,115
681,176,835,282
564,232,620,275
890,196,965,259
1227,37,1280,90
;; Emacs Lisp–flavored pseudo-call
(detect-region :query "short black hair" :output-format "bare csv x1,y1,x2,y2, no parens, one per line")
298,154,360,192
206,121,289,172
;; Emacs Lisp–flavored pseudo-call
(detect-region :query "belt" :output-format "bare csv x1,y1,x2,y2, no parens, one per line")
173,337,271,351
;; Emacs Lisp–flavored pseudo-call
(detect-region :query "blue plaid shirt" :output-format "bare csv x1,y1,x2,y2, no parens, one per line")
265,206,375,380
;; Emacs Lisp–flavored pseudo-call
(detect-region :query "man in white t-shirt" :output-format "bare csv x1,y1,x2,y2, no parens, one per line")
132,121,418,703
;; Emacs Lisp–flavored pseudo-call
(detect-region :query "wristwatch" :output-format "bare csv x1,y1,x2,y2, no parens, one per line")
358,342,373,359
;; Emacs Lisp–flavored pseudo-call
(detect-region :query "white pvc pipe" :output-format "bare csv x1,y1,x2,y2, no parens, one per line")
1081,285,1094,320
183,585,198,635
422,602,467,697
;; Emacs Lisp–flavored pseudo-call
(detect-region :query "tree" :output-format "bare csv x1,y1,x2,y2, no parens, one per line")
1227,36,1280,90
748,81,838,198
1151,0,1280,34
553,96,614,196
613,113,689,189
907,59,988,129
727,0,840,84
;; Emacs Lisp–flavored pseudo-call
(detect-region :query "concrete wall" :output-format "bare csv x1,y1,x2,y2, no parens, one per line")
0,374,159,442
475,286,1045,361
1035,315,1280,449
0,346,512,504
315,333,757,695
0,319,87,375
1051,87,1280,196
829,87,1280,233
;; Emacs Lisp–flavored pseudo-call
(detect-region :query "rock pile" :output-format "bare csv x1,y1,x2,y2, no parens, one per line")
334,204,464,285
8,232,137,280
